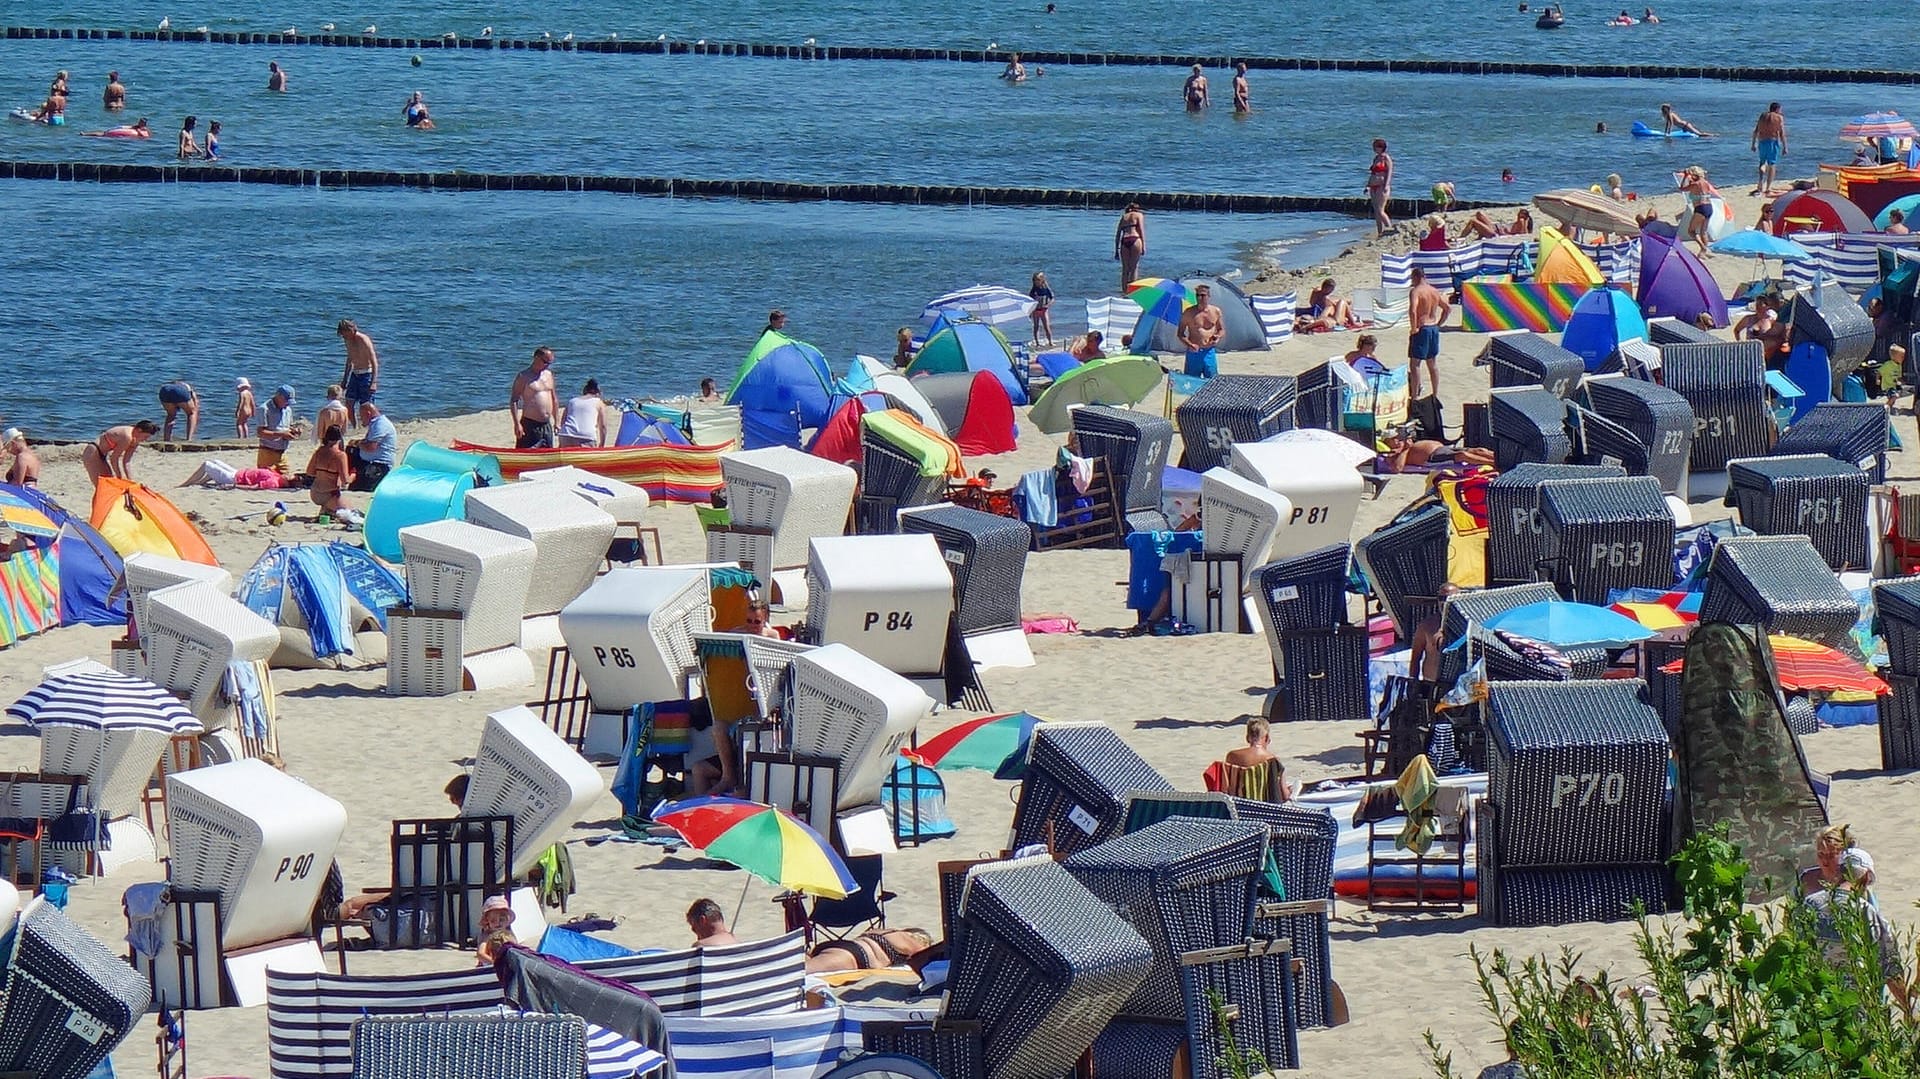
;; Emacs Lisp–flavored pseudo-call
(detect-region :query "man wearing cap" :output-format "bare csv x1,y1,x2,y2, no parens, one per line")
1800,847,1908,1009
234,378,256,438
349,402,398,492
3,429,38,487
257,385,301,470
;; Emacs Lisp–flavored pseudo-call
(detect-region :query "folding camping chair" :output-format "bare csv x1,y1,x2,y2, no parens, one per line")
778,852,893,947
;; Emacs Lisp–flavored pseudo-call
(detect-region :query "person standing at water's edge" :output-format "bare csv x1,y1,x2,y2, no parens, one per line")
337,319,379,425
1367,138,1394,235
234,378,255,438
268,61,287,92
1232,63,1250,114
1752,102,1787,196
1115,202,1146,290
510,347,559,449
178,116,199,160
1408,267,1450,400
157,379,199,441
1182,65,1209,112
1178,284,1224,379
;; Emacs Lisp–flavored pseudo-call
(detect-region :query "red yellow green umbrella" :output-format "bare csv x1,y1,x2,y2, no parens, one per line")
1660,633,1888,695
910,711,1045,773
1126,277,1196,327
651,796,857,898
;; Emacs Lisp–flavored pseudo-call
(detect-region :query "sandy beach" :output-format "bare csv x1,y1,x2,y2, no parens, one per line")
2,172,1906,1079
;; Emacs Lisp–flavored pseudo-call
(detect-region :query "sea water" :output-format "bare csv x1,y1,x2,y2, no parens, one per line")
0,1,1901,435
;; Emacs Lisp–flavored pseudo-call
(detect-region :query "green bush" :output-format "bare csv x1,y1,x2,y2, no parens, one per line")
1427,829,1920,1079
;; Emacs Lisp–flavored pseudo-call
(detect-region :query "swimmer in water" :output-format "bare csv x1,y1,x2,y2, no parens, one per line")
403,91,434,129
82,117,151,138
1643,6,1659,21
268,60,287,92
1183,64,1209,112
103,70,126,110
1232,62,1249,114
1660,102,1712,137
1000,52,1026,82
178,115,199,158
204,120,221,160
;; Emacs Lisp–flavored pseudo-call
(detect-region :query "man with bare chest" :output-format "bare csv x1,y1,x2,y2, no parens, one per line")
510,346,558,449
1177,284,1225,378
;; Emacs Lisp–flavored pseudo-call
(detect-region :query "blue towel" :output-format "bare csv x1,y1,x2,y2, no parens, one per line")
224,662,270,741
1125,530,1205,612
1018,470,1058,527
123,882,169,958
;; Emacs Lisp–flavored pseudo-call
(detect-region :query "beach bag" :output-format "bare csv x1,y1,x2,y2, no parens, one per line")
1409,394,1446,442
367,899,438,949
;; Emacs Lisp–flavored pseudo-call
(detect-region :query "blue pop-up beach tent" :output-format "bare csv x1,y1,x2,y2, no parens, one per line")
1560,287,1649,372
729,331,838,449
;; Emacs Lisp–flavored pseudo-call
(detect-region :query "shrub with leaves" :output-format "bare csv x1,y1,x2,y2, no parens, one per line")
1427,829,1920,1079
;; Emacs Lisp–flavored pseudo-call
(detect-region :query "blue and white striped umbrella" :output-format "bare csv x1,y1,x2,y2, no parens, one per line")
921,284,1036,326
7,670,202,733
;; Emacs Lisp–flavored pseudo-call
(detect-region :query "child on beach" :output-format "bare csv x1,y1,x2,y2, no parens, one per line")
234,378,255,437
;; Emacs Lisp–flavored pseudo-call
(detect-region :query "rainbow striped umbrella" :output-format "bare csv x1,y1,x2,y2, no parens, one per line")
1659,634,1887,695
1840,112,1918,142
1126,277,1196,327
911,711,1045,773
651,796,857,898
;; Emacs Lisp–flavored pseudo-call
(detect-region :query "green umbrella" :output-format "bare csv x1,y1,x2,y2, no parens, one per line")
1028,356,1165,434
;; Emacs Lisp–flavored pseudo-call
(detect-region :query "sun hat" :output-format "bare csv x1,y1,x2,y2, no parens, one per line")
1843,847,1875,877
1,429,20,443
483,895,512,913
235,377,250,390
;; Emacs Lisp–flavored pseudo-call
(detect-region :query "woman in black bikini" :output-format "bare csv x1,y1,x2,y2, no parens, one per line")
805,927,934,973
82,420,159,486
1115,203,1146,291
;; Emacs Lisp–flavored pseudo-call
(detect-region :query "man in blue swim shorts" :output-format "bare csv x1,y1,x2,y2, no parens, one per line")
1751,102,1787,197
1178,283,1224,378
1407,266,1451,400
337,318,380,429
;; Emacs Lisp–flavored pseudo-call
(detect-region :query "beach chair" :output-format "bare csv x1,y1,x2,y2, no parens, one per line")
787,644,931,811
1249,543,1351,638
1879,670,1920,770
1484,465,1627,587
898,504,1032,669
0,899,151,1079
1234,798,1340,1028
805,535,955,687
859,423,954,532
1200,467,1290,578
1354,500,1449,639
517,464,655,564
1062,818,1269,1019
461,706,604,879
710,447,857,604
1874,577,1920,678
1785,286,1876,369
1175,375,1298,473
1478,803,1674,928
1481,330,1585,397
397,519,536,655
1660,341,1772,472
348,1014,589,1079
1488,386,1573,471
465,481,618,617
1774,400,1891,483
0,772,84,893
121,551,233,640
1582,375,1695,494
1226,442,1364,562
1436,582,1563,685
1537,476,1675,605
1009,723,1173,857
1072,406,1174,516
1699,536,1861,648
1725,454,1870,570
142,581,280,725
557,566,710,712
1645,315,1718,346
1291,361,1343,432
379,814,515,950
1272,626,1371,722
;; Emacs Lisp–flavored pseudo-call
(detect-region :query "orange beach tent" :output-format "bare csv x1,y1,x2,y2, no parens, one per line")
90,478,217,565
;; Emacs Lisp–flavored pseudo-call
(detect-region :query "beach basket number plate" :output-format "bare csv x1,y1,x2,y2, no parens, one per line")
1796,497,1845,527
1067,804,1098,835
1588,542,1646,570
1550,772,1627,809
1270,585,1300,602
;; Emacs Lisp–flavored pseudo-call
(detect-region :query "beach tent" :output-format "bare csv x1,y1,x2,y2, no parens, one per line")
235,541,410,667
1673,623,1828,898
729,331,838,449
1560,287,1649,372
0,487,65,645
842,355,946,434
808,393,890,466
1637,229,1729,328
1130,274,1270,355
1534,227,1605,287
89,478,216,565
904,319,1029,405
363,443,503,563
1767,190,1874,237
912,371,1018,456
0,485,123,627
614,412,693,447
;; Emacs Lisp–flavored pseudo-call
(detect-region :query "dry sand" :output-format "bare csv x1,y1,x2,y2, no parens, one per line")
4,175,1908,1079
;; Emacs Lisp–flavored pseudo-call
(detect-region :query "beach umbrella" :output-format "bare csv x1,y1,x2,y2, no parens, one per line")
1259,428,1377,468
1839,112,1919,142
1532,188,1640,235
7,670,202,733
1125,277,1197,327
922,284,1036,327
1480,600,1656,650
0,489,58,540
651,795,857,898
1660,634,1888,695
1027,356,1166,434
1608,600,1689,631
911,711,1045,773
1709,229,1813,262
1874,195,1920,231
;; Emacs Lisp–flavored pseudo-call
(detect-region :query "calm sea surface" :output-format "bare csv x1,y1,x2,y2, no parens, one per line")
2,1,1909,436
